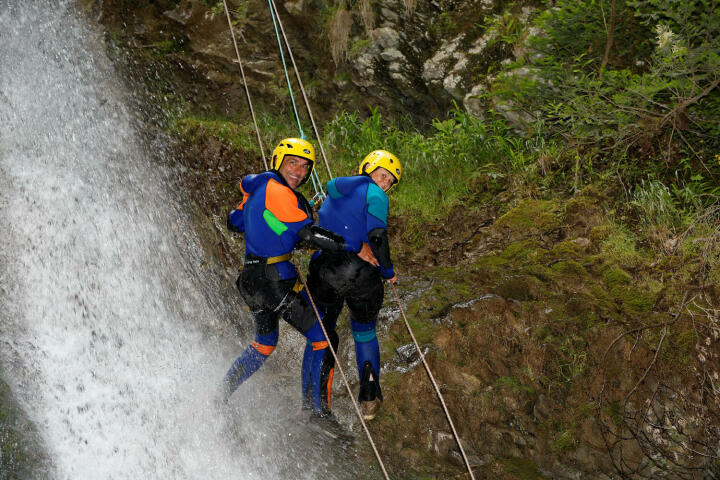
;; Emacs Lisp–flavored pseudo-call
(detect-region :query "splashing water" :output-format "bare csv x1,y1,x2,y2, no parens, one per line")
0,2,372,478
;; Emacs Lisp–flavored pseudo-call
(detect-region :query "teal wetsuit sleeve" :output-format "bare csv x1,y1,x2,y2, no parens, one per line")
365,182,389,229
326,178,342,199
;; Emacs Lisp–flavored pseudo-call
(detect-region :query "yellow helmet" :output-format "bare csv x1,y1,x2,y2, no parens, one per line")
358,150,402,187
271,137,316,186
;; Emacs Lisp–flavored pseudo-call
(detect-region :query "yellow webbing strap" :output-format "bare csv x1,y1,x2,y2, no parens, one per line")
266,253,291,264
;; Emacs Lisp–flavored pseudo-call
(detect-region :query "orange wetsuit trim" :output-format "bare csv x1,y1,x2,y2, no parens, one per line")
251,341,276,356
265,179,308,222
326,368,334,409
237,184,250,210
311,340,329,351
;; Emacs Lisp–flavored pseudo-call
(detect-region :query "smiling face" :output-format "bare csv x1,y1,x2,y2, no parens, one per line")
369,167,396,192
278,155,311,189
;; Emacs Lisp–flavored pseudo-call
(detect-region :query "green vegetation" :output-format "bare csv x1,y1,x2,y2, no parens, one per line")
154,1,719,476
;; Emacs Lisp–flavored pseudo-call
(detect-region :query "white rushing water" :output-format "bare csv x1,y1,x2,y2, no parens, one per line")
0,2,371,478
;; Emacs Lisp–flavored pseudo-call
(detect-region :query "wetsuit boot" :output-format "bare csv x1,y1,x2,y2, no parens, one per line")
351,318,382,420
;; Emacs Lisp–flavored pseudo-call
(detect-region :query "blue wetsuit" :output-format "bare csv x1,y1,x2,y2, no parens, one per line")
304,175,395,412
223,171,338,414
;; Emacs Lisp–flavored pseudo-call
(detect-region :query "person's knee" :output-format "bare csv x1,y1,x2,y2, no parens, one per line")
350,318,377,343
251,330,279,356
347,285,383,322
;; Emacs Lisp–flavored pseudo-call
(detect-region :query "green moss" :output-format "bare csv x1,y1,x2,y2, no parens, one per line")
496,275,542,301
172,116,259,153
602,264,632,288
551,260,587,276
551,429,576,455
600,228,645,267
589,285,613,305
617,285,656,312
667,328,699,366
523,263,557,282
589,224,613,244
474,255,510,281
496,199,562,235
551,239,584,258
498,376,537,395
501,457,548,479
501,240,543,261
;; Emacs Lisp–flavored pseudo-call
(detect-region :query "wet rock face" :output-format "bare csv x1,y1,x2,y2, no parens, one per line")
89,0,522,125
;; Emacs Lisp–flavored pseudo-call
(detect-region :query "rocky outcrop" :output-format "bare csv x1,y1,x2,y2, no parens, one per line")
88,0,537,127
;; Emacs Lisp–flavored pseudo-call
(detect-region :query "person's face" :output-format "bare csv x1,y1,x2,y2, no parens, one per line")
278,155,310,189
369,167,396,192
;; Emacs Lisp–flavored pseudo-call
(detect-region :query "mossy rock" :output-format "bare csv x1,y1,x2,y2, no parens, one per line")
501,457,549,479
496,275,544,301
172,116,258,154
473,254,510,281
523,263,557,282
551,260,587,277
589,224,613,245
601,264,632,289
607,282,656,313
495,199,562,239
550,239,587,259
565,195,604,232
501,240,544,262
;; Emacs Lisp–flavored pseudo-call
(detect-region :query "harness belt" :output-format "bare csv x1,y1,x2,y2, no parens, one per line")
244,253,292,265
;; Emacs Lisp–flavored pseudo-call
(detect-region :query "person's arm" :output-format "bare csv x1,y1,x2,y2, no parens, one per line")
227,182,249,233
357,242,379,266
298,224,346,251
368,228,395,279
365,183,395,279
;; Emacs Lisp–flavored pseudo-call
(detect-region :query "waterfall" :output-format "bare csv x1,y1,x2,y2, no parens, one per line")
0,2,369,478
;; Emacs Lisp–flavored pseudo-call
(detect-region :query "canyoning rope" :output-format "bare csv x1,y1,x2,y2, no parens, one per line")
266,0,325,202
390,283,477,480
267,0,334,182
221,0,268,170
296,271,391,480
266,0,305,139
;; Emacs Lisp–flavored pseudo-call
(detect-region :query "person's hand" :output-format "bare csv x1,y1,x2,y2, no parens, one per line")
357,242,379,266
386,274,398,285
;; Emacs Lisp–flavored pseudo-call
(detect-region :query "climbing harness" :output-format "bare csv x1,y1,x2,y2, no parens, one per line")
390,283,477,480
221,0,267,170
297,270,391,480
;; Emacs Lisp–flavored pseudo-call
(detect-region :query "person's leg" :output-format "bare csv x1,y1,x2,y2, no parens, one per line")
281,284,338,415
222,326,278,399
301,252,346,413
346,267,385,418
350,317,382,400
223,267,287,400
